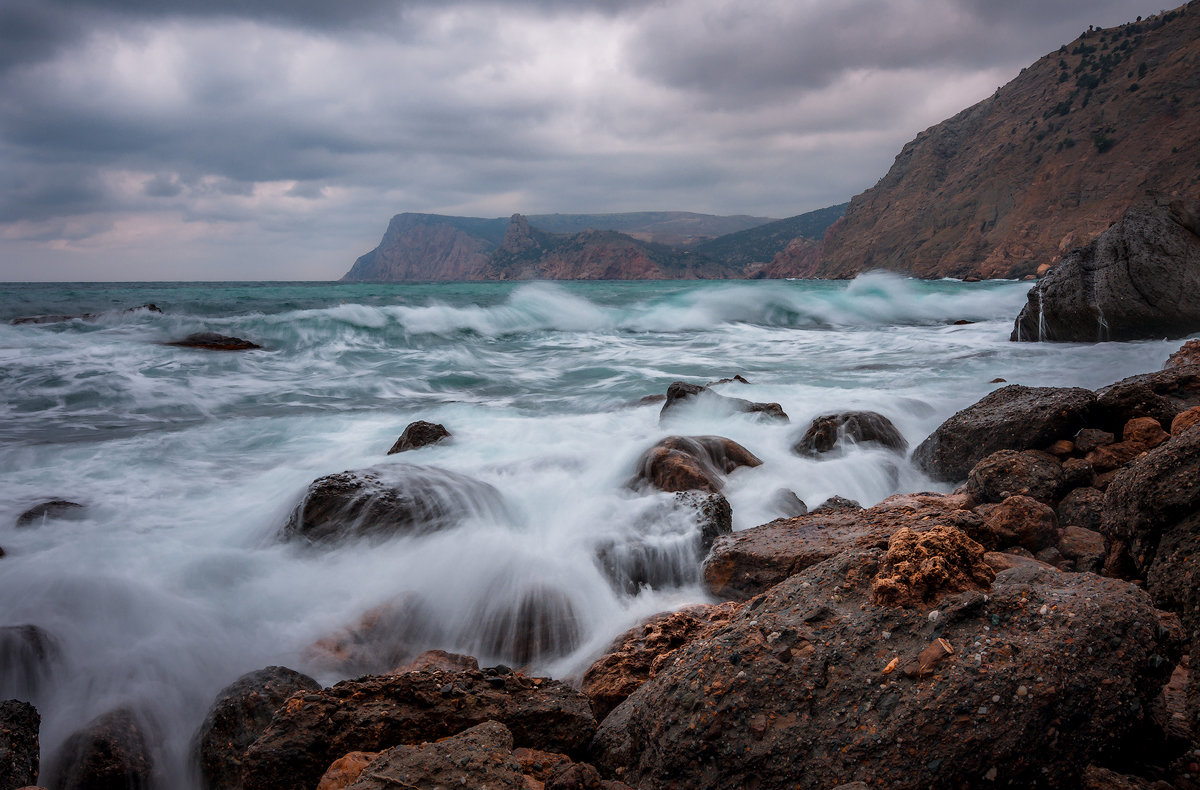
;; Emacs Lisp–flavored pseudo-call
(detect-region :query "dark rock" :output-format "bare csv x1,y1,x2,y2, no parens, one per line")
467,584,582,664
1094,366,1200,434
1172,406,1200,435
1165,339,1200,370
792,411,907,456
1145,514,1200,736
0,625,59,698
15,500,85,528
972,495,1059,553
659,381,788,424
1081,765,1160,790
240,669,596,790
342,720,525,790
769,488,808,518
913,385,1095,482
1057,487,1105,532
966,449,1064,505
50,708,153,790
1061,457,1095,489
706,374,751,386
1011,194,1200,342
193,666,321,790
165,332,262,350
811,495,862,513
593,549,1181,789
0,699,39,790
386,421,450,454
1058,526,1106,574
629,435,761,494
1086,417,1172,473
305,594,442,676
11,304,161,326
282,464,507,546
393,650,479,675
1074,428,1115,454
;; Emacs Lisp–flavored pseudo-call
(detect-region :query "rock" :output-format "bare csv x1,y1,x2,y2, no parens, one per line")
15,500,86,528
811,495,862,513
0,625,59,698
1145,513,1200,735
1056,487,1105,532
392,650,479,675
870,525,995,607
386,421,450,454
11,304,161,326
165,332,262,350
467,584,582,664
306,595,441,676
511,747,571,783
1081,765,1160,790
1124,416,1171,449
791,411,907,456
966,449,1064,505
703,494,981,601
1172,406,1200,435
1011,195,1200,342
240,669,596,790
281,464,507,546
1074,428,1115,454
658,381,788,424
629,435,761,494
1047,439,1074,457
50,708,153,790
581,603,740,722
1094,366,1200,433
592,549,1181,789
1166,339,1200,369
1061,457,1095,489
972,495,1059,554
768,488,808,518
0,700,39,790
1087,416,1173,473
982,551,1056,573
193,666,321,790
316,752,378,790
912,385,1095,482
342,720,525,790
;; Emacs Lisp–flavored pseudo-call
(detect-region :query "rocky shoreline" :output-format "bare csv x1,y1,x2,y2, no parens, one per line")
5,340,1200,789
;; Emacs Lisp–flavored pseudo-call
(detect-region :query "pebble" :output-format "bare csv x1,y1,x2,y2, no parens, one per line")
928,610,940,622
1017,685,1028,697
992,695,1000,703
1038,604,1049,616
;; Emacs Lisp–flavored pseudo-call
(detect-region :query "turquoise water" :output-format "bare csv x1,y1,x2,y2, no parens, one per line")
0,274,1187,788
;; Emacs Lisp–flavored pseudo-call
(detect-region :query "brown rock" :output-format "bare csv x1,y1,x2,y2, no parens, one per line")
166,332,261,350
1056,487,1105,532
386,420,450,454
1094,366,1200,433
511,748,571,783
306,594,440,676
1165,339,1200,369
974,495,1059,553
1047,439,1074,457
1074,428,1115,454
1081,765,1160,790
1171,406,1200,435
792,411,907,457
392,649,479,675
630,435,761,494
982,551,1056,573
1061,457,1095,489
50,709,152,790
342,720,526,790
901,637,954,678
241,669,596,790
316,752,378,790
1124,416,1170,448
0,700,39,790
870,525,995,607
966,449,1064,505
658,381,788,423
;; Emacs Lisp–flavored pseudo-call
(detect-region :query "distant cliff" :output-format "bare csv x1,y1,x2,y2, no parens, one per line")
819,3,1200,279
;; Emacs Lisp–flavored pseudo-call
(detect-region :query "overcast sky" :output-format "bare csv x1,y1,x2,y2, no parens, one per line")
0,0,1164,281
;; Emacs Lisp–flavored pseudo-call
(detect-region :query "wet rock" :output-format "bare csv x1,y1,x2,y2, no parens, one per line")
792,411,907,456
1145,513,1200,734
1094,366,1200,434
972,495,1059,553
282,464,507,546
1011,194,1200,342
629,435,761,494
50,708,153,790
1086,417,1172,473
165,332,262,350
11,304,162,326
392,650,479,675
1061,457,1095,489
15,500,86,528
1074,428,1115,454
240,668,595,790
593,549,1181,789
1081,765,1160,790
769,488,808,518
315,752,378,790
467,584,582,665
0,625,59,698
305,595,441,676
870,525,994,607
1166,339,1200,369
1057,487,1105,532
811,495,862,513
659,381,788,424
912,385,1095,482
343,720,525,790
193,666,321,790
581,603,740,722
966,449,1064,505
0,699,39,790
386,421,450,454
1172,406,1200,435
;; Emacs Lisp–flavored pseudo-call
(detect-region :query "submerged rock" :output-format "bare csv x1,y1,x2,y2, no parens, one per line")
659,381,788,423
305,594,442,676
0,699,39,790
1011,194,1200,342
15,500,85,528
630,435,761,494
50,708,153,790
792,411,907,456
165,332,262,350
386,420,451,454
0,625,60,698
467,584,582,665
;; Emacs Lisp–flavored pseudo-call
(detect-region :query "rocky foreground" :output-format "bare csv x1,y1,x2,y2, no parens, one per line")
5,347,1200,789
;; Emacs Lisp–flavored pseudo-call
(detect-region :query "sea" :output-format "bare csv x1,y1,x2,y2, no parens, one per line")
0,274,1187,787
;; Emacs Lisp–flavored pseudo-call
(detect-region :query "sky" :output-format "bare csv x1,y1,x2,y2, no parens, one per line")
0,0,1166,281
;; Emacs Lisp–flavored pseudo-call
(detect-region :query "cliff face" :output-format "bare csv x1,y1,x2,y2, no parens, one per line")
820,3,1200,279
341,214,498,282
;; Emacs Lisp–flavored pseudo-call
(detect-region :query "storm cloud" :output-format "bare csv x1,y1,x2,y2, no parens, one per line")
0,0,1162,279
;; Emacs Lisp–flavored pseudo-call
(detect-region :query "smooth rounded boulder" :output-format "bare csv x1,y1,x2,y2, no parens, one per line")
386,421,451,454
792,411,907,457
630,435,761,494
50,708,153,790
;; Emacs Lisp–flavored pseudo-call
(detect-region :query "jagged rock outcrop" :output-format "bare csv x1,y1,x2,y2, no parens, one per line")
1012,194,1200,341
341,214,500,281
820,6,1200,279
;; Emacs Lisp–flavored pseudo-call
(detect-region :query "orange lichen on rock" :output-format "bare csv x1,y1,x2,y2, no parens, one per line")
870,525,995,607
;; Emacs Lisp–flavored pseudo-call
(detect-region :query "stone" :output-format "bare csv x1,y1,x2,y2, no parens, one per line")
1047,439,1074,457
966,449,1064,505
466,585,582,664
342,720,525,790
0,700,39,790
14,500,86,528
658,381,788,424
305,594,441,676
1172,406,1200,435
1094,366,1200,434
769,488,808,518
792,411,907,456
629,435,761,494
315,752,378,790
392,650,479,675
1060,457,1094,489
912,385,1095,482
1056,487,1105,532
1074,428,1115,454
386,421,450,454
1011,195,1200,342
165,332,262,350
0,625,59,698
50,708,153,790
1081,765,1160,790
281,464,507,546
811,495,862,513
193,666,321,790
1165,339,1200,369
869,525,995,608
240,669,595,790
1124,416,1170,449
972,495,1059,553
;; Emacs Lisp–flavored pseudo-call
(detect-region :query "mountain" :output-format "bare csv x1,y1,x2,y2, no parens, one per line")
819,4,1200,279
692,202,847,268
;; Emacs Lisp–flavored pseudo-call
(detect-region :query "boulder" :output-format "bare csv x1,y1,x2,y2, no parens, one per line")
1074,428,1115,454
1165,339,1200,369
972,495,1059,553
1058,526,1106,573
768,488,808,518
316,752,378,790
0,625,59,698
792,411,907,457
1061,457,1095,489
1011,194,1200,342
811,495,863,513
15,500,85,528
466,584,582,664
966,449,1064,505
342,721,525,790
869,525,995,608
1145,514,1200,736
165,332,262,350
629,436,761,494
305,594,441,676
281,464,507,546
50,708,153,790
1094,366,1200,434
1172,406,1200,435
593,548,1181,789
659,381,788,424
1056,487,1105,532
392,650,479,675
386,421,450,454
193,666,321,790
912,385,1095,482
0,699,39,790
1086,417,1172,473
240,669,596,790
